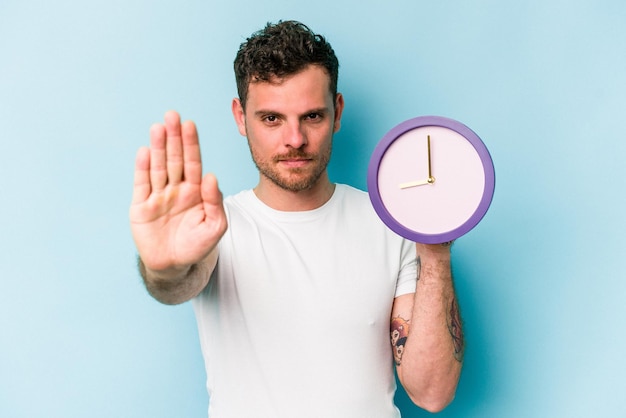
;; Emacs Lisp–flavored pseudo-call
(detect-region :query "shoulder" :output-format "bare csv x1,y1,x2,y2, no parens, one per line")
222,189,258,216
332,184,377,217
223,189,254,207
330,184,390,235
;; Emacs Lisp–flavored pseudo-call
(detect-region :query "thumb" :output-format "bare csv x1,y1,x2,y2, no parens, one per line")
201,173,224,207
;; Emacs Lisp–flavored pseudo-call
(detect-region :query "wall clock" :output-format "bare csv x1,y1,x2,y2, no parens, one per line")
367,116,495,244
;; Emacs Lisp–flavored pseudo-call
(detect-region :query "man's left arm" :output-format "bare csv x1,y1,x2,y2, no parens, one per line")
390,242,463,413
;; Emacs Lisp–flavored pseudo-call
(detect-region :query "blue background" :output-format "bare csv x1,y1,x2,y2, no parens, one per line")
1,1,625,417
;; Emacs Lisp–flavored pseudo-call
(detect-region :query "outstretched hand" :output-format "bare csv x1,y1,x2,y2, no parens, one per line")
130,111,227,276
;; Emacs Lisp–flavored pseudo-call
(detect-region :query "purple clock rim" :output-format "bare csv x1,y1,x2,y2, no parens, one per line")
367,115,496,244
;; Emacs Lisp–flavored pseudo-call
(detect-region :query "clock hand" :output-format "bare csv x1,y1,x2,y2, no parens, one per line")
399,136,437,189
427,134,435,184
398,179,430,189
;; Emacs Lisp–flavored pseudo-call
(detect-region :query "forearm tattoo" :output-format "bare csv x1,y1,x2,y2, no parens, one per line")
388,256,420,366
448,297,464,362
390,316,410,366
392,255,464,366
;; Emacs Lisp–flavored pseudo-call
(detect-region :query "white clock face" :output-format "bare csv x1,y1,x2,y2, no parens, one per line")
377,126,485,235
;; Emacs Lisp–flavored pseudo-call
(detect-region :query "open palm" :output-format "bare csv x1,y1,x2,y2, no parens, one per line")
129,111,227,274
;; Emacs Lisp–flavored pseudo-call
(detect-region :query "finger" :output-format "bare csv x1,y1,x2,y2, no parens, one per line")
181,120,202,184
149,123,167,191
164,110,184,186
132,146,151,204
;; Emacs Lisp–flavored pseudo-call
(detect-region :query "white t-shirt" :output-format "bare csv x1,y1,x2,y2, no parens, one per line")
192,184,417,418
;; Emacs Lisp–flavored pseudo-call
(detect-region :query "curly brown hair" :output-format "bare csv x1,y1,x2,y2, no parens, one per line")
234,20,339,110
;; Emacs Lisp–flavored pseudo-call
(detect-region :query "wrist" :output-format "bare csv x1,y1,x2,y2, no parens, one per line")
138,257,193,282
416,241,453,259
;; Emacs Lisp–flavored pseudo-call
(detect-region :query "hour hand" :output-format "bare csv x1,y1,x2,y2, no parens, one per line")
398,179,430,189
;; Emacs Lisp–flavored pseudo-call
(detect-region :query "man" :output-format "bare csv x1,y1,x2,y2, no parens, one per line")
130,21,463,417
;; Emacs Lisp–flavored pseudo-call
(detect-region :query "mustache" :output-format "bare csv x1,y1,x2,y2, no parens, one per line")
273,150,314,161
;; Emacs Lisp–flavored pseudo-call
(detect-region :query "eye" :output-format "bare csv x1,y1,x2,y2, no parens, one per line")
305,112,323,122
261,114,281,125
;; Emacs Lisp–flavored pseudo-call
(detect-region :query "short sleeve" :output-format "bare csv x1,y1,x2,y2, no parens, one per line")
394,239,417,297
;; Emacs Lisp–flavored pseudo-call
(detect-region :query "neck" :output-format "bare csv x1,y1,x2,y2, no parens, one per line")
254,173,335,211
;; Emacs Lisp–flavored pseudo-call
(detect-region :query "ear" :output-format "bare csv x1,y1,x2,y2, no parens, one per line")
333,93,345,133
231,98,247,136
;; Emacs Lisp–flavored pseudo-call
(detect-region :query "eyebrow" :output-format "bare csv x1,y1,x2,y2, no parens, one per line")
253,107,330,119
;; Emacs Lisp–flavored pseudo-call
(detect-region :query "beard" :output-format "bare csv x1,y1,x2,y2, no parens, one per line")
249,141,333,192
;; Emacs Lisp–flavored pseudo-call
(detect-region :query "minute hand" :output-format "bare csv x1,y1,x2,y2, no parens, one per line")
427,134,435,183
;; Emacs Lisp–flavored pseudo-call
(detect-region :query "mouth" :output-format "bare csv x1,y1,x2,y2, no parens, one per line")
278,158,312,168
276,152,314,168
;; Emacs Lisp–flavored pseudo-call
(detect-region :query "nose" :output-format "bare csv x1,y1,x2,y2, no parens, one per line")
283,121,307,149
